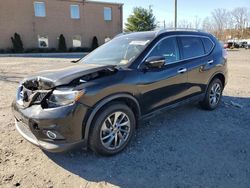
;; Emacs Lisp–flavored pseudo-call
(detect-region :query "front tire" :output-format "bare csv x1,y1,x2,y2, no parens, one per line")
89,103,136,156
200,78,223,110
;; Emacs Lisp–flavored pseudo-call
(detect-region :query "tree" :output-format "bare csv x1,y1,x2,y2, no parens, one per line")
211,8,229,40
231,7,249,38
194,16,201,29
125,7,156,32
91,36,99,50
202,16,215,33
11,33,24,53
201,7,250,40
58,34,67,52
178,19,192,28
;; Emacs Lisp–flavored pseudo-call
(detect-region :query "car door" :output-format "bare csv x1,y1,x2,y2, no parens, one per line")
178,36,216,96
137,36,189,114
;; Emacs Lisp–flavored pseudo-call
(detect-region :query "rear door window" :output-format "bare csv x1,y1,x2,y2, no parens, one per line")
179,37,205,59
201,38,214,53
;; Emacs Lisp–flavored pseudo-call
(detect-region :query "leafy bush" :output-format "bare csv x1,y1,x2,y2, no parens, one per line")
58,34,67,52
91,36,99,50
11,33,24,53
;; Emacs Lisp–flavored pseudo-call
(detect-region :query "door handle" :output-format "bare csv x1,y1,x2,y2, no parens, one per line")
177,68,187,74
207,60,214,65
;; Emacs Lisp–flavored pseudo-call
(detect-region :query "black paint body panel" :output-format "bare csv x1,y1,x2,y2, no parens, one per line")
12,30,228,152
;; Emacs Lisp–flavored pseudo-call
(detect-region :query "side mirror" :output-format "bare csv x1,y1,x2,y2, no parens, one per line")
144,56,165,69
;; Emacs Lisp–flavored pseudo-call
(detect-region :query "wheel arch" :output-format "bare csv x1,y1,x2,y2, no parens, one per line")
206,72,226,91
83,93,141,144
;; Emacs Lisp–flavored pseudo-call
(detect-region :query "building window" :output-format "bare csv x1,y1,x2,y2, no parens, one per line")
38,35,49,48
70,5,80,19
34,2,46,17
104,7,112,21
72,35,82,47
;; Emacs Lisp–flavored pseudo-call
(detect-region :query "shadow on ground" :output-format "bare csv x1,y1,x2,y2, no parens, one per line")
45,95,250,188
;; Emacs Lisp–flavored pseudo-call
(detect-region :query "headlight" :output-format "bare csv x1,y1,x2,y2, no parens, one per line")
47,88,84,107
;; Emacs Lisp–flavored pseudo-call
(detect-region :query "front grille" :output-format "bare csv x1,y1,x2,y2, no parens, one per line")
17,85,50,107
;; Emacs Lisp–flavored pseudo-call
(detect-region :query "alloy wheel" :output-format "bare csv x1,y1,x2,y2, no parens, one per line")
209,83,221,106
100,111,131,150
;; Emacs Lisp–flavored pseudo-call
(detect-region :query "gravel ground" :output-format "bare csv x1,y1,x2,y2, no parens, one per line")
0,50,250,188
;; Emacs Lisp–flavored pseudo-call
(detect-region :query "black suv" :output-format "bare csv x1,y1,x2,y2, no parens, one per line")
12,30,228,155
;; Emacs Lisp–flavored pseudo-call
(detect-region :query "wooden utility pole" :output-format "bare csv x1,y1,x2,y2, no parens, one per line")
174,0,177,29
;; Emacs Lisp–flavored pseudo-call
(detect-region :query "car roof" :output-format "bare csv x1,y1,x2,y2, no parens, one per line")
116,29,211,39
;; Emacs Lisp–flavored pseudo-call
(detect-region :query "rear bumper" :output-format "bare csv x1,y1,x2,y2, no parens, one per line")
12,101,89,152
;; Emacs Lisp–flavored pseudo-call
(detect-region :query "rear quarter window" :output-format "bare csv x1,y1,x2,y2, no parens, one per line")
179,37,205,59
202,38,214,53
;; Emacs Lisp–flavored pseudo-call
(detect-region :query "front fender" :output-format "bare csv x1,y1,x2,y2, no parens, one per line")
83,93,141,145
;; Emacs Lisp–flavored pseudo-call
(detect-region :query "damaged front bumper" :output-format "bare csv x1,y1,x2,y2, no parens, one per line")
12,101,89,152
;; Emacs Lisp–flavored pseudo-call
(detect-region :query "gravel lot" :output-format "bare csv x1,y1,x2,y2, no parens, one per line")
0,50,250,188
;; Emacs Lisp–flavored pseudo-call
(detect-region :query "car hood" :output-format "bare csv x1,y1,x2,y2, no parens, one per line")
22,63,116,90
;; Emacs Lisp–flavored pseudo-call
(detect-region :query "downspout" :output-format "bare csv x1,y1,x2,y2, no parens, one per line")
120,4,123,33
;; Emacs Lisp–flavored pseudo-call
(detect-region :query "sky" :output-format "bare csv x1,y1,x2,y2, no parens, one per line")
91,0,250,26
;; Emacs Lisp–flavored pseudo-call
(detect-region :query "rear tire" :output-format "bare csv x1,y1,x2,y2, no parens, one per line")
89,103,136,156
200,78,223,110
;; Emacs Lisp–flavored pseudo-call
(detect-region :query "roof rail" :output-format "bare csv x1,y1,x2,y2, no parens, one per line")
156,28,204,36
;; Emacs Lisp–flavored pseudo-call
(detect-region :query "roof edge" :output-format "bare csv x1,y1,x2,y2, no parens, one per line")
85,0,123,6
